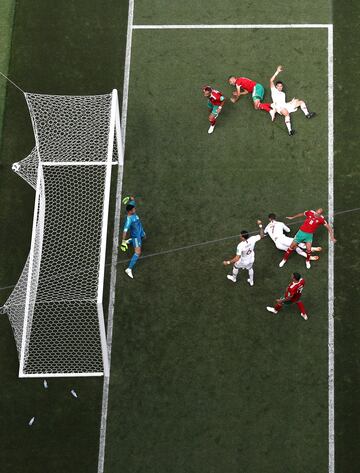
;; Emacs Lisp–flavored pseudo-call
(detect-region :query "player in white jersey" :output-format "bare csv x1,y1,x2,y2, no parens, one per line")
269,65,316,136
264,213,321,259
223,221,265,286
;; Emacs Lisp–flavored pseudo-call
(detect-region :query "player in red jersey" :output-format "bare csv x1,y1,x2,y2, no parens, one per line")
267,272,308,320
202,85,226,134
279,208,336,269
228,75,272,115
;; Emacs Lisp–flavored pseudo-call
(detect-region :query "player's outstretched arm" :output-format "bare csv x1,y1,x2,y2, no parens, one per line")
270,65,283,88
223,255,240,266
325,223,337,242
286,212,305,220
257,220,265,238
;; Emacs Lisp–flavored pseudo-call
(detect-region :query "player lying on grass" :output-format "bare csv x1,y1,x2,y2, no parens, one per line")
267,272,308,320
202,85,225,134
264,213,321,260
228,75,272,115
269,65,316,136
223,220,265,286
121,196,146,279
279,208,336,270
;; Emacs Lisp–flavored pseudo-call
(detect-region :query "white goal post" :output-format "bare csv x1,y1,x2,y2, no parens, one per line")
1,89,123,377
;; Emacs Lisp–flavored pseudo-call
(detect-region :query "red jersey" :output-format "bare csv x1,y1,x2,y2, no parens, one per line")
285,278,305,302
209,89,225,106
300,210,327,233
235,77,257,93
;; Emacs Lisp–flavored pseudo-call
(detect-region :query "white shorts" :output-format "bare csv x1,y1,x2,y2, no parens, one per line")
272,99,298,115
234,260,254,271
274,235,293,251
273,235,306,251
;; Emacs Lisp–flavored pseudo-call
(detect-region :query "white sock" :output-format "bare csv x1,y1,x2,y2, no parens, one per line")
232,267,239,278
285,116,292,132
248,268,254,283
300,102,309,115
295,247,307,258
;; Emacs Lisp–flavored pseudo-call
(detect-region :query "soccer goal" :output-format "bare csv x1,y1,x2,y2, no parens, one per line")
1,90,123,377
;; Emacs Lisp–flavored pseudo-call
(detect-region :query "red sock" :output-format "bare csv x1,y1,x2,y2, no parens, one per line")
210,118,216,126
259,102,272,112
306,250,311,262
274,302,283,312
296,301,306,314
283,248,294,261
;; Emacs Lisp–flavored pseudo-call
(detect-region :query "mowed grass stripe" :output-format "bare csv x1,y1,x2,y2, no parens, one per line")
105,28,329,473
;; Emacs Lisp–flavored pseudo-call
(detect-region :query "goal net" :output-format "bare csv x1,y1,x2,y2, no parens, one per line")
1,90,123,377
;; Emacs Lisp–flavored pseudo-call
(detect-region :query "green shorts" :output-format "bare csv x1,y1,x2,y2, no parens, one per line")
207,101,220,117
294,229,313,244
252,83,265,101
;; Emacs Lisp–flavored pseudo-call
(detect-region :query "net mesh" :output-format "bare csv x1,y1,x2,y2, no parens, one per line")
2,92,117,376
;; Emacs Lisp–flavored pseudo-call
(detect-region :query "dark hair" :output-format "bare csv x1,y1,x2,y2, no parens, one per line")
202,85,212,93
268,213,276,220
126,204,135,212
275,80,283,86
240,230,249,240
228,75,235,81
293,272,301,281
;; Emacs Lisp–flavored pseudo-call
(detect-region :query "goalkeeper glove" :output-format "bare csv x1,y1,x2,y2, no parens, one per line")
120,240,128,252
122,196,130,205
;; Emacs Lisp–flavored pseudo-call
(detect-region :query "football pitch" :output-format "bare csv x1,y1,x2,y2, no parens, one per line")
0,1,359,473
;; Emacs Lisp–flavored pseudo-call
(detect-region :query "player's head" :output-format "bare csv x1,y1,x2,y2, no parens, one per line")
202,85,212,97
240,230,249,241
126,203,136,214
292,272,301,282
268,213,276,221
275,80,284,91
315,208,324,215
228,76,236,85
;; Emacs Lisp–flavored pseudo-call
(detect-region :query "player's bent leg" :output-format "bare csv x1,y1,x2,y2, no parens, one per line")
296,301,308,320
227,265,239,283
299,100,316,118
305,241,312,269
208,112,217,134
253,99,260,109
283,111,295,136
247,267,254,286
295,246,307,258
280,240,297,267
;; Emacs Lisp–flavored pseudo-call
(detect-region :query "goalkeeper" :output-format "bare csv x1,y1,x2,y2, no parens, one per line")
121,196,146,279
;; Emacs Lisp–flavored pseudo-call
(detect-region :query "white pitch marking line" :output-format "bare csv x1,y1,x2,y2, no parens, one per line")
328,24,335,473
96,20,335,473
133,23,332,30
97,1,134,473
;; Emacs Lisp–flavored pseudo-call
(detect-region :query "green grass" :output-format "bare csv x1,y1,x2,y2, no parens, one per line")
2,1,360,473
133,0,331,25
104,28,329,473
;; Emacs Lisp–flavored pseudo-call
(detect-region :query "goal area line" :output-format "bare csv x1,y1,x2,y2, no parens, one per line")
132,23,332,30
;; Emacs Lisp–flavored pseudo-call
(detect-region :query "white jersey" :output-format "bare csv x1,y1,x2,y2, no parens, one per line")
271,86,298,114
264,220,290,243
271,85,287,106
236,235,261,264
